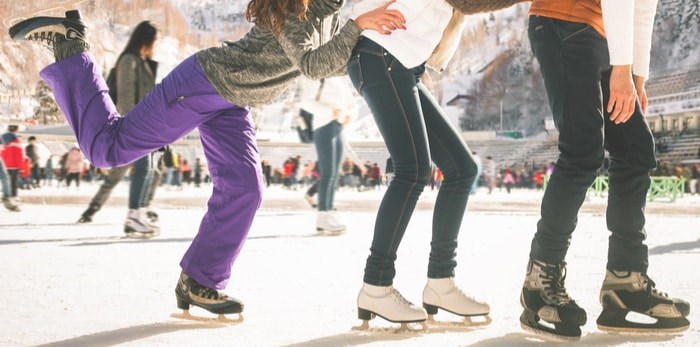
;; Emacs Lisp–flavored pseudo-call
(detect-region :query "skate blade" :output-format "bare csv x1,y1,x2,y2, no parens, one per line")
4,0,86,28
427,314,492,329
123,231,159,239
171,310,244,325
520,322,581,342
352,320,428,334
597,323,689,335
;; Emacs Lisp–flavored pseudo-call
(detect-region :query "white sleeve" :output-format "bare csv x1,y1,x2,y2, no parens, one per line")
632,0,659,78
601,0,634,67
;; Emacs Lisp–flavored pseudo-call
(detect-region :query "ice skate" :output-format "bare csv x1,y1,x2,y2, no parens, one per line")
77,204,98,223
520,260,587,342
597,270,690,334
124,209,159,238
172,272,244,324
315,211,345,235
146,210,159,224
353,283,428,333
9,9,87,48
423,277,491,328
303,193,317,208
2,197,20,212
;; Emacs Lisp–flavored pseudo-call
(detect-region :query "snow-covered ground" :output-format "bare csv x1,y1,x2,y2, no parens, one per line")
1,185,698,347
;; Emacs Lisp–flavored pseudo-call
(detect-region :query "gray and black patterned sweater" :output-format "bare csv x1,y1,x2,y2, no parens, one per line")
196,0,361,107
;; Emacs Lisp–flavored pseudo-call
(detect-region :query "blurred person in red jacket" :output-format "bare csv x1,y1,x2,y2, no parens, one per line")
1,125,24,203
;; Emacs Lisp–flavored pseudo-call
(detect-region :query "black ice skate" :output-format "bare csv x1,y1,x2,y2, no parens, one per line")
172,272,244,324
597,270,690,334
9,9,86,49
520,260,587,342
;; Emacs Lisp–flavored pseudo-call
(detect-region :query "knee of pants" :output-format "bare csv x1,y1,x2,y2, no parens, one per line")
394,163,432,187
559,149,605,174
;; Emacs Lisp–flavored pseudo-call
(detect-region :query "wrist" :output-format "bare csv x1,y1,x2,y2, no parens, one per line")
611,64,632,75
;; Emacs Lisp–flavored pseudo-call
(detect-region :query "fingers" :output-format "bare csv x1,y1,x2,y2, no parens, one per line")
638,91,648,114
609,97,635,124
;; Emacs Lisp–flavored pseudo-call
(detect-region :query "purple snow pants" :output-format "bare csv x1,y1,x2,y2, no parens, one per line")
40,52,263,290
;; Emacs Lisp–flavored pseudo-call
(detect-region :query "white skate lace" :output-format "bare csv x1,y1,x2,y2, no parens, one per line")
389,287,414,307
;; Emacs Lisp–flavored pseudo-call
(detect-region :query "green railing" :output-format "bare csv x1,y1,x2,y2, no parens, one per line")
544,175,685,202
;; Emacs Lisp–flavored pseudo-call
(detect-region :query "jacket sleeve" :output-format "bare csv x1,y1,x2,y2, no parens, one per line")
277,16,362,80
445,0,531,14
116,54,139,114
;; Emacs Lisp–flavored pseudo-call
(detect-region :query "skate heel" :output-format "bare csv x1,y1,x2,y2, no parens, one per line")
358,307,376,321
423,303,439,315
176,297,190,311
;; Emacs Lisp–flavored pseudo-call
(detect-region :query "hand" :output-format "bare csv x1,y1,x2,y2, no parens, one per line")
607,65,637,124
633,74,648,114
353,0,406,35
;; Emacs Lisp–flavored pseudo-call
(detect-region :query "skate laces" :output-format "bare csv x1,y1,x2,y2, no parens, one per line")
389,287,414,306
540,263,573,305
642,274,669,298
27,31,63,51
187,277,230,301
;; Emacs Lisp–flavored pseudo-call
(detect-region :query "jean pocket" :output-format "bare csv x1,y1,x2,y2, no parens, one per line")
557,21,590,41
347,52,364,94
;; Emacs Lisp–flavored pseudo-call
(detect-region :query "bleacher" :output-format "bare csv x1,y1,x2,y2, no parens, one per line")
656,132,700,163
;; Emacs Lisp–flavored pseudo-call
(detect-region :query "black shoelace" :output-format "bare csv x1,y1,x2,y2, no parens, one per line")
540,263,573,306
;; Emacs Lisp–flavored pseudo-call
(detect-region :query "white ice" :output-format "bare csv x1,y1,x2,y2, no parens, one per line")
0,184,698,346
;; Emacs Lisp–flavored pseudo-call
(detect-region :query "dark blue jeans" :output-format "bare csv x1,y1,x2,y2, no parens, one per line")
314,120,344,211
527,16,657,272
348,38,478,286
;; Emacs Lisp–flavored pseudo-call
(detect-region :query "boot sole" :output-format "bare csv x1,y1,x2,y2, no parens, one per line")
358,307,426,324
9,17,67,40
423,302,490,317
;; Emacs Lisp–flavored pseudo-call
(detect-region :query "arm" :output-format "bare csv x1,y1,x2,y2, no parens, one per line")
445,0,531,14
115,54,139,114
632,0,659,113
602,0,658,122
277,3,405,80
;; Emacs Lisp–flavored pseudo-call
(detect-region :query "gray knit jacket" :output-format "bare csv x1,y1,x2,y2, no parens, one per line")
445,0,531,14
196,0,361,107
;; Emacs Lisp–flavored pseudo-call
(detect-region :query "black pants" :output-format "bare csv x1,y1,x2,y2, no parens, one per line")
349,38,478,285
527,16,657,272
7,169,19,197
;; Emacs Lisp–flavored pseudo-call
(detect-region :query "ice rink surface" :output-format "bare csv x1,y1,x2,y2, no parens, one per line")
1,185,698,346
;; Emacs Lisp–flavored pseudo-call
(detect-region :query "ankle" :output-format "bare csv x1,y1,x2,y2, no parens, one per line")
54,36,89,61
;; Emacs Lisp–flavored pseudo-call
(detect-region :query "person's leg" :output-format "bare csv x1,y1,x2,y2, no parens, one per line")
0,160,10,199
416,82,488,318
416,82,478,280
8,169,20,197
350,46,431,287
521,16,607,340
146,165,162,208
179,105,263,290
129,156,152,210
328,124,344,210
601,71,656,273
84,165,128,215
598,94,690,332
40,53,222,169
314,122,338,212
313,121,344,232
528,18,609,264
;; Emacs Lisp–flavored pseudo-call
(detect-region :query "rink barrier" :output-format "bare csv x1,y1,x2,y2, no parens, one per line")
544,175,686,202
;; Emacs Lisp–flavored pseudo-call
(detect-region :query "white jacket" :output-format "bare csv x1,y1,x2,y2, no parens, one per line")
297,77,356,130
351,0,453,69
601,0,659,78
